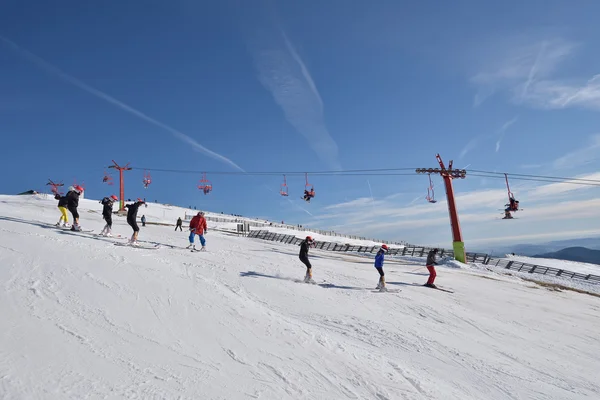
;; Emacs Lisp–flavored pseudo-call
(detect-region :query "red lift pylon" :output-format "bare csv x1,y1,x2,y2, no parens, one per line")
416,154,467,263
108,160,132,211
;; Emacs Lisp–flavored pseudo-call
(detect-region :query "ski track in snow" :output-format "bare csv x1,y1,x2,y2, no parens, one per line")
0,195,599,399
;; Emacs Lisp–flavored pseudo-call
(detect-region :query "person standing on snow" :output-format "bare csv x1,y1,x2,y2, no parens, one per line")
125,198,145,244
141,215,146,227
55,193,70,227
66,185,84,231
187,211,208,251
299,236,315,283
425,248,439,288
175,217,183,231
99,195,118,236
374,244,389,291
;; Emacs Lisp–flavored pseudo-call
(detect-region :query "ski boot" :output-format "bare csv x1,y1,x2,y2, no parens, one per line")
377,277,387,292
304,270,315,284
424,283,437,289
70,224,81,232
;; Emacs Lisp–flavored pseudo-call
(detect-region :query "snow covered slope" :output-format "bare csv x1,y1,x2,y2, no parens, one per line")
1,195,599,399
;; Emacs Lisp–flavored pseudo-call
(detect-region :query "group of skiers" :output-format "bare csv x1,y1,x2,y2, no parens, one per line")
54,192,444,282
299,236,440,291
55,191,208,248
54,190,146,245
99,196,147,244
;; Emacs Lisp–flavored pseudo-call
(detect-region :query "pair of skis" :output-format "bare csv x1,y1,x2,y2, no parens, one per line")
113,242,159,250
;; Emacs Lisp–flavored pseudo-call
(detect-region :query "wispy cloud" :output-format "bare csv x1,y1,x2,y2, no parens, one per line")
366,180,376,211
524,75,600,111
0,35,245,172
250,29,341,169
471,36,600,113
460,136,482,159
552,134,600,169
495,116,518,153
526,172,600,198
460,116,517,158
470,37,577,107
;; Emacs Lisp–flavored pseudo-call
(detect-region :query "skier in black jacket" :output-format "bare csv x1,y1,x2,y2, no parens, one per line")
299,236,315,283
99,195,118,236
67,185,84,231
175,217,183,231
125,198,145,244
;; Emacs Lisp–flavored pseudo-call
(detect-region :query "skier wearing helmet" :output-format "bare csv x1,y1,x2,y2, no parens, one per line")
374,244,389,291
299,236,315,283
67,185,84,231
125,198,145,244
425,248,439,288
99,195,118,236
187,211,208,251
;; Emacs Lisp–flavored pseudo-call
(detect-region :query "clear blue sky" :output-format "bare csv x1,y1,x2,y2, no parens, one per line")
2,0,600,250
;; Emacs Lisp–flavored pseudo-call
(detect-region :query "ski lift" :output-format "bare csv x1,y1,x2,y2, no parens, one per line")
502,173,520,219
46,179,64,195
102,170,114,185
302,173,315,202
143,171,152,189
280,174,289,196
198,172,212,195
425,173,437,203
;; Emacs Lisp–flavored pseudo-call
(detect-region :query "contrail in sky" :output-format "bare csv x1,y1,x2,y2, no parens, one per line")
0,35,245,172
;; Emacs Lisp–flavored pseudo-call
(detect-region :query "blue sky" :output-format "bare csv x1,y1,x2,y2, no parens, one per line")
2,0,600,251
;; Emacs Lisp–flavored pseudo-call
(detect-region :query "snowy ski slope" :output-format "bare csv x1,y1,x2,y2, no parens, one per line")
0,195,599,399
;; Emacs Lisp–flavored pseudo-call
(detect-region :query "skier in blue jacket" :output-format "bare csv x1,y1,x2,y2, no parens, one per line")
375,244,389,291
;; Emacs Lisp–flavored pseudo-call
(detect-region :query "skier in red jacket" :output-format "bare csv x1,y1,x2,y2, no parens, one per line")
187,212,208,251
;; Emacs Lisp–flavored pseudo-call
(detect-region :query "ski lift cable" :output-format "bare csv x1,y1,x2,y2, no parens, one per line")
124,166,600,187
468,172,600,187
467,169,600,184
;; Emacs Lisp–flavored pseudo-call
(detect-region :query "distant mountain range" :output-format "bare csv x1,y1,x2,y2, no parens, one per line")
485,237,600,257
533,247,600,266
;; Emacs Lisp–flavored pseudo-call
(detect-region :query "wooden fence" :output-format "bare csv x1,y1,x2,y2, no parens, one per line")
484,257,600,284
247,230,600,284
247,230,489,263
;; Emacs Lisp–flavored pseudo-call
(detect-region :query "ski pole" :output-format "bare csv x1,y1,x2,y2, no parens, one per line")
410,266,424,272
